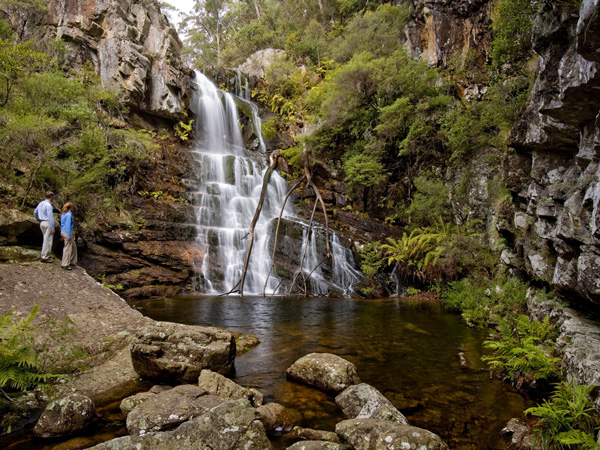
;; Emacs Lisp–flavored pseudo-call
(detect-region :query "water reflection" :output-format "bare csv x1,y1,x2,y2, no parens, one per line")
130,295,533,450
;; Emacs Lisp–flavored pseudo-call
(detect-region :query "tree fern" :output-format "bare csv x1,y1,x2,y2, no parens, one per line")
0,305,55,393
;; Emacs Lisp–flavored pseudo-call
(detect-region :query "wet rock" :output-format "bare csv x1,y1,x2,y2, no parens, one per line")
286,353,361,394
88,399,273,450
335,383,408,425
198,369,263,406
285,426,341,443
126,384,225,435
130,321,236,383
256,402,303,434
33,393,95,438
336,418,449,450
501,418,533,449
119,392,157,418
286,442,351,450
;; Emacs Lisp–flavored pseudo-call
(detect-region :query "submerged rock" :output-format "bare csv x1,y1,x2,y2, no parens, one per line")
286,353,361,394
256,402,303,434
130,321,236,383
335,383,408,424
126,384,224,435
89,399,273,450
285,426,342,443
336,418,449,450
286,442,351,450
33,393,95,439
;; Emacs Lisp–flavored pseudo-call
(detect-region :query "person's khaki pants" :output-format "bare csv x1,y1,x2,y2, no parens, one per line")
61,232,78,267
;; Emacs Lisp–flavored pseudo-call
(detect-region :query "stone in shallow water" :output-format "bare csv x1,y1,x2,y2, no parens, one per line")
33,393,95,438
198,369,264,406
130,321,235,384
336,418,449,450
88,399,273,450
286,441,351,450
126,384,225,435
286,353,361,394
335,383,408,424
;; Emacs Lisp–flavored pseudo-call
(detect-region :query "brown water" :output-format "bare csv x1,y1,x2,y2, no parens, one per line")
128,294,533,450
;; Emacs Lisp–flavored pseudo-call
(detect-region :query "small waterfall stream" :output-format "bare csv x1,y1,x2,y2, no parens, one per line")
188,72,360,296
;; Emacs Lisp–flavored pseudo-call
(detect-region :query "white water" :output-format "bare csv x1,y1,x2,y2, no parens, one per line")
188,71,360,295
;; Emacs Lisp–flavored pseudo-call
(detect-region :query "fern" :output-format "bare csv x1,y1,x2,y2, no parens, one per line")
526,381,600,450
0,305,56,393
483,315,560,387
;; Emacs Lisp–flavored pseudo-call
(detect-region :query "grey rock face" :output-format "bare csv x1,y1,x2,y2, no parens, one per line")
198,369,263,406
286,353,361,394
126,384,224,435
336,418,449,450
506,0,600,304
89,399,273,450
43,0,189,121
130,321,236,383
33,393,95,438
335,383,408,424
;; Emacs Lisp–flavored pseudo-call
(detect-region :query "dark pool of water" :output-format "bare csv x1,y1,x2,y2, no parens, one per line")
127,295,533,450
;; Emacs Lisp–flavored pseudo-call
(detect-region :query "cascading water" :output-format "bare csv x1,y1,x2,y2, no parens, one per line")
188,71,360,296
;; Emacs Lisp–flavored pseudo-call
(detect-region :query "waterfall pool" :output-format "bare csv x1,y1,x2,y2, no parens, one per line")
129,294,534,450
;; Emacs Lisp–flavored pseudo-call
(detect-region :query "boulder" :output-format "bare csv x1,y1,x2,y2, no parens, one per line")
501,418,533,449
335,383,408,424
88,399,273,450
33,393,95,438
130,321,235,383
286,353,360,394
198,369,263,406
119,392,156,418
287,442,351,450
256,402,303,434
126,384,225,435
336,418,449,450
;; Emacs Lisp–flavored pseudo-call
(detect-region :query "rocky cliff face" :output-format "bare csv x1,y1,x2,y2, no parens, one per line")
505,0,600,306
6,0,191,122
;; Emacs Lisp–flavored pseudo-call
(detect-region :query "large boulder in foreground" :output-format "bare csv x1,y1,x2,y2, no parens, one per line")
335,383,408,424
89,399,273,450
130,322,235,383
126,384,224,435
198,369,263,406
336,418,449,450
286,353,360,394
33,393,95,438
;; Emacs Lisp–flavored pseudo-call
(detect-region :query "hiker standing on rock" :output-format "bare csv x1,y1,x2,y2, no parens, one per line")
33,191,55,263
60,202,77,270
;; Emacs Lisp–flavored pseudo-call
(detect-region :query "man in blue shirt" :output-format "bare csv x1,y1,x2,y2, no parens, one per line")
33,191,55,263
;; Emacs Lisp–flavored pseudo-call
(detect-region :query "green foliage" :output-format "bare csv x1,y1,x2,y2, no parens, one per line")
175,118,194,141
343,153,388,188
441,275,530,328
359,241,382,278
0,305,55,392
490,0,536,68
483,315,561,387
403,175,451,227
330,4,412,63
526,381,600,449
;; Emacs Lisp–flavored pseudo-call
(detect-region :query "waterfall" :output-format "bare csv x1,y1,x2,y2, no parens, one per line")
188,71,360,296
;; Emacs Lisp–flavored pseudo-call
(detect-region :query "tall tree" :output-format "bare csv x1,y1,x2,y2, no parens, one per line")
179,0,238,66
